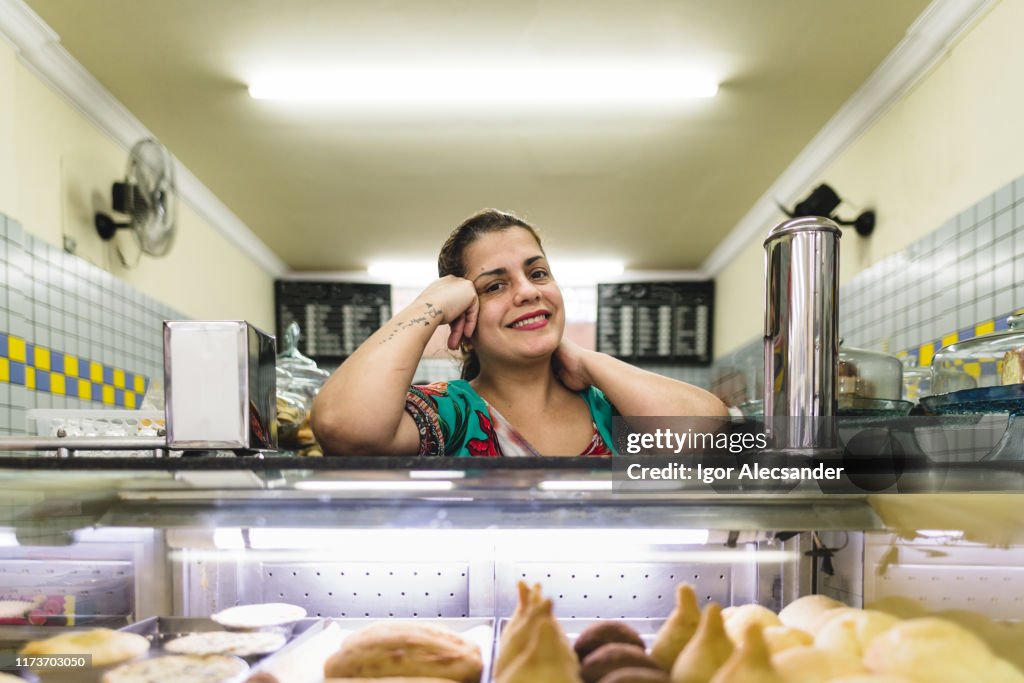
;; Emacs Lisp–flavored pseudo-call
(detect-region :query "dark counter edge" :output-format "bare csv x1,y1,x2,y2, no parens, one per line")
0,455,612,471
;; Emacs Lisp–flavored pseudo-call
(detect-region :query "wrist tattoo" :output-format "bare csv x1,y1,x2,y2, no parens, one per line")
378,305,444,344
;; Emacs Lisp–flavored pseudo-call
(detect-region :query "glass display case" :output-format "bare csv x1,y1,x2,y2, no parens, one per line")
931,311,1024,396
837,344,911,416
0,458,1022,681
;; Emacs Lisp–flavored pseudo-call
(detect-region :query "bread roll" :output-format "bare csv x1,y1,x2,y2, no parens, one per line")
323,622,482,683
575,622,646,661
650,584,701,670
771,644,866,682
102,654,248,683
598,668,670,683
813,609,899,659
708,625,785,683
581,644,659,683
777,595,845,633
670,602,733,683
761,625,812,655
827,676,916,683
864,617,1005,683
721,604,781,646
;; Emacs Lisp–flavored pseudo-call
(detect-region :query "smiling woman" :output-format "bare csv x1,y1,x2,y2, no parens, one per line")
311,209,727,456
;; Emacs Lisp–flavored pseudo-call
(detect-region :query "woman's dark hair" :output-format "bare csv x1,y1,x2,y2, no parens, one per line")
438,209,544,380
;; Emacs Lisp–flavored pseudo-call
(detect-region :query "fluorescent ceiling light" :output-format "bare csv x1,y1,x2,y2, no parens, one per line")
249,63,717,109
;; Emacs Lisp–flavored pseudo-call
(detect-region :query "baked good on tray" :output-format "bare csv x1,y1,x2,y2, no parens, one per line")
323,621,482,682
164,630,287,657
20,628,150,667
101,654,248,683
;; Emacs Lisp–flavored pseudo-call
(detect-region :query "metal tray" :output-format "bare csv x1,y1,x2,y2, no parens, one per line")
921,384,1024,416
837,397,914,417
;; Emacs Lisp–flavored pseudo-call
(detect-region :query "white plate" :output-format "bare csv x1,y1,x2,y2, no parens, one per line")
211,603,307,630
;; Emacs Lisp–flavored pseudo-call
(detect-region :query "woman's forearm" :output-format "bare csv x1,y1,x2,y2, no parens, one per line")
312,298,445,451
583,351,729,417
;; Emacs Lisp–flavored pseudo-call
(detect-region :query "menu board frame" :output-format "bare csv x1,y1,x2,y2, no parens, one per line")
596,280,714,365
274,280,392,364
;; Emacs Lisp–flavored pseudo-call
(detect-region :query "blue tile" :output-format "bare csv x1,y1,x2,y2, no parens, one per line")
9,361,25,385
36,370,50,393
90,382,102,402
114,388,124,406
50,352,64,374
103,365,114,385
995,315,1010,331
0,333,6,358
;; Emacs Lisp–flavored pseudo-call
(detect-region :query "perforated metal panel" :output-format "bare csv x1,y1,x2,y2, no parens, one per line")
260,562,471,618
864,534,1024,620
498,562,735,618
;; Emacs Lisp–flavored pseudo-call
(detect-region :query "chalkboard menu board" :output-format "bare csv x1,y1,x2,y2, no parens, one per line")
275,281,391,363
597,281,714,365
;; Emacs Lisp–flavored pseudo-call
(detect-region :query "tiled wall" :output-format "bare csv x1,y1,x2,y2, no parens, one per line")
0,214,183,436
712,174,1024,405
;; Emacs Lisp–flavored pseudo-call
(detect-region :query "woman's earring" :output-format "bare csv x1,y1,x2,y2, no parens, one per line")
459,340,472,352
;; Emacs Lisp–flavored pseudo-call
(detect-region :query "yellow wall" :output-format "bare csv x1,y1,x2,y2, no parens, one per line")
0,39,275,330
715,0,1024,356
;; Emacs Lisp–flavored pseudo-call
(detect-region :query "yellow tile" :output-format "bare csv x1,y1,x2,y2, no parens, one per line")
975,320,995,336
8,337,26,363
964,362,981,380
78,379,91,400
125,391,136,409
51,373,66,396
90,362,103,383
102,385,115,405
113,368,125,389
64,354,79,377
26,367,35,390
34,347,50,371
0,358,7,382
133,375,145,393
941,332,959,348
919,343,935,367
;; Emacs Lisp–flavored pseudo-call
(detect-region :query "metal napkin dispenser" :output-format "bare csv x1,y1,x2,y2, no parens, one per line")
163,321,277,450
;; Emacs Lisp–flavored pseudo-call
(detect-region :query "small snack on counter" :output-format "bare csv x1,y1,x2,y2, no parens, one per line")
101,654,248,683
211,603,307,630
863,617,1024,682
20,628,151,667
707,624,785,683
720,604,782,646
164,630,288,657
812,609,900,659
760,625,812,655
1002,347,1024,385
496,616,582,683
771,644,867,682
574,621,646,661
670,602,733,683
495,581,577,680
599,667,670,683
777,594,845,633
580,643,660,683
323,621,483,682
650,584,701,670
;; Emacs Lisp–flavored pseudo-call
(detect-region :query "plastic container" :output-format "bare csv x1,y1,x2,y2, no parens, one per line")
28,410,165,438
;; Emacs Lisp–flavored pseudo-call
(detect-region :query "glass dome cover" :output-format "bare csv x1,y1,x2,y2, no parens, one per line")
838,343,903,402
931,310,1024,395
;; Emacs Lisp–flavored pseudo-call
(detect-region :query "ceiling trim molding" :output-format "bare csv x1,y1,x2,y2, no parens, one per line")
701,0,996,277
0,0,288,277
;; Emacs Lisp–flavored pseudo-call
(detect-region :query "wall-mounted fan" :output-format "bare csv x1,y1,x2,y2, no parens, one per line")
94,138,177,267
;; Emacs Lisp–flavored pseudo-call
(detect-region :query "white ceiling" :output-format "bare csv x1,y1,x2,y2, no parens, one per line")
23,0,933,273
